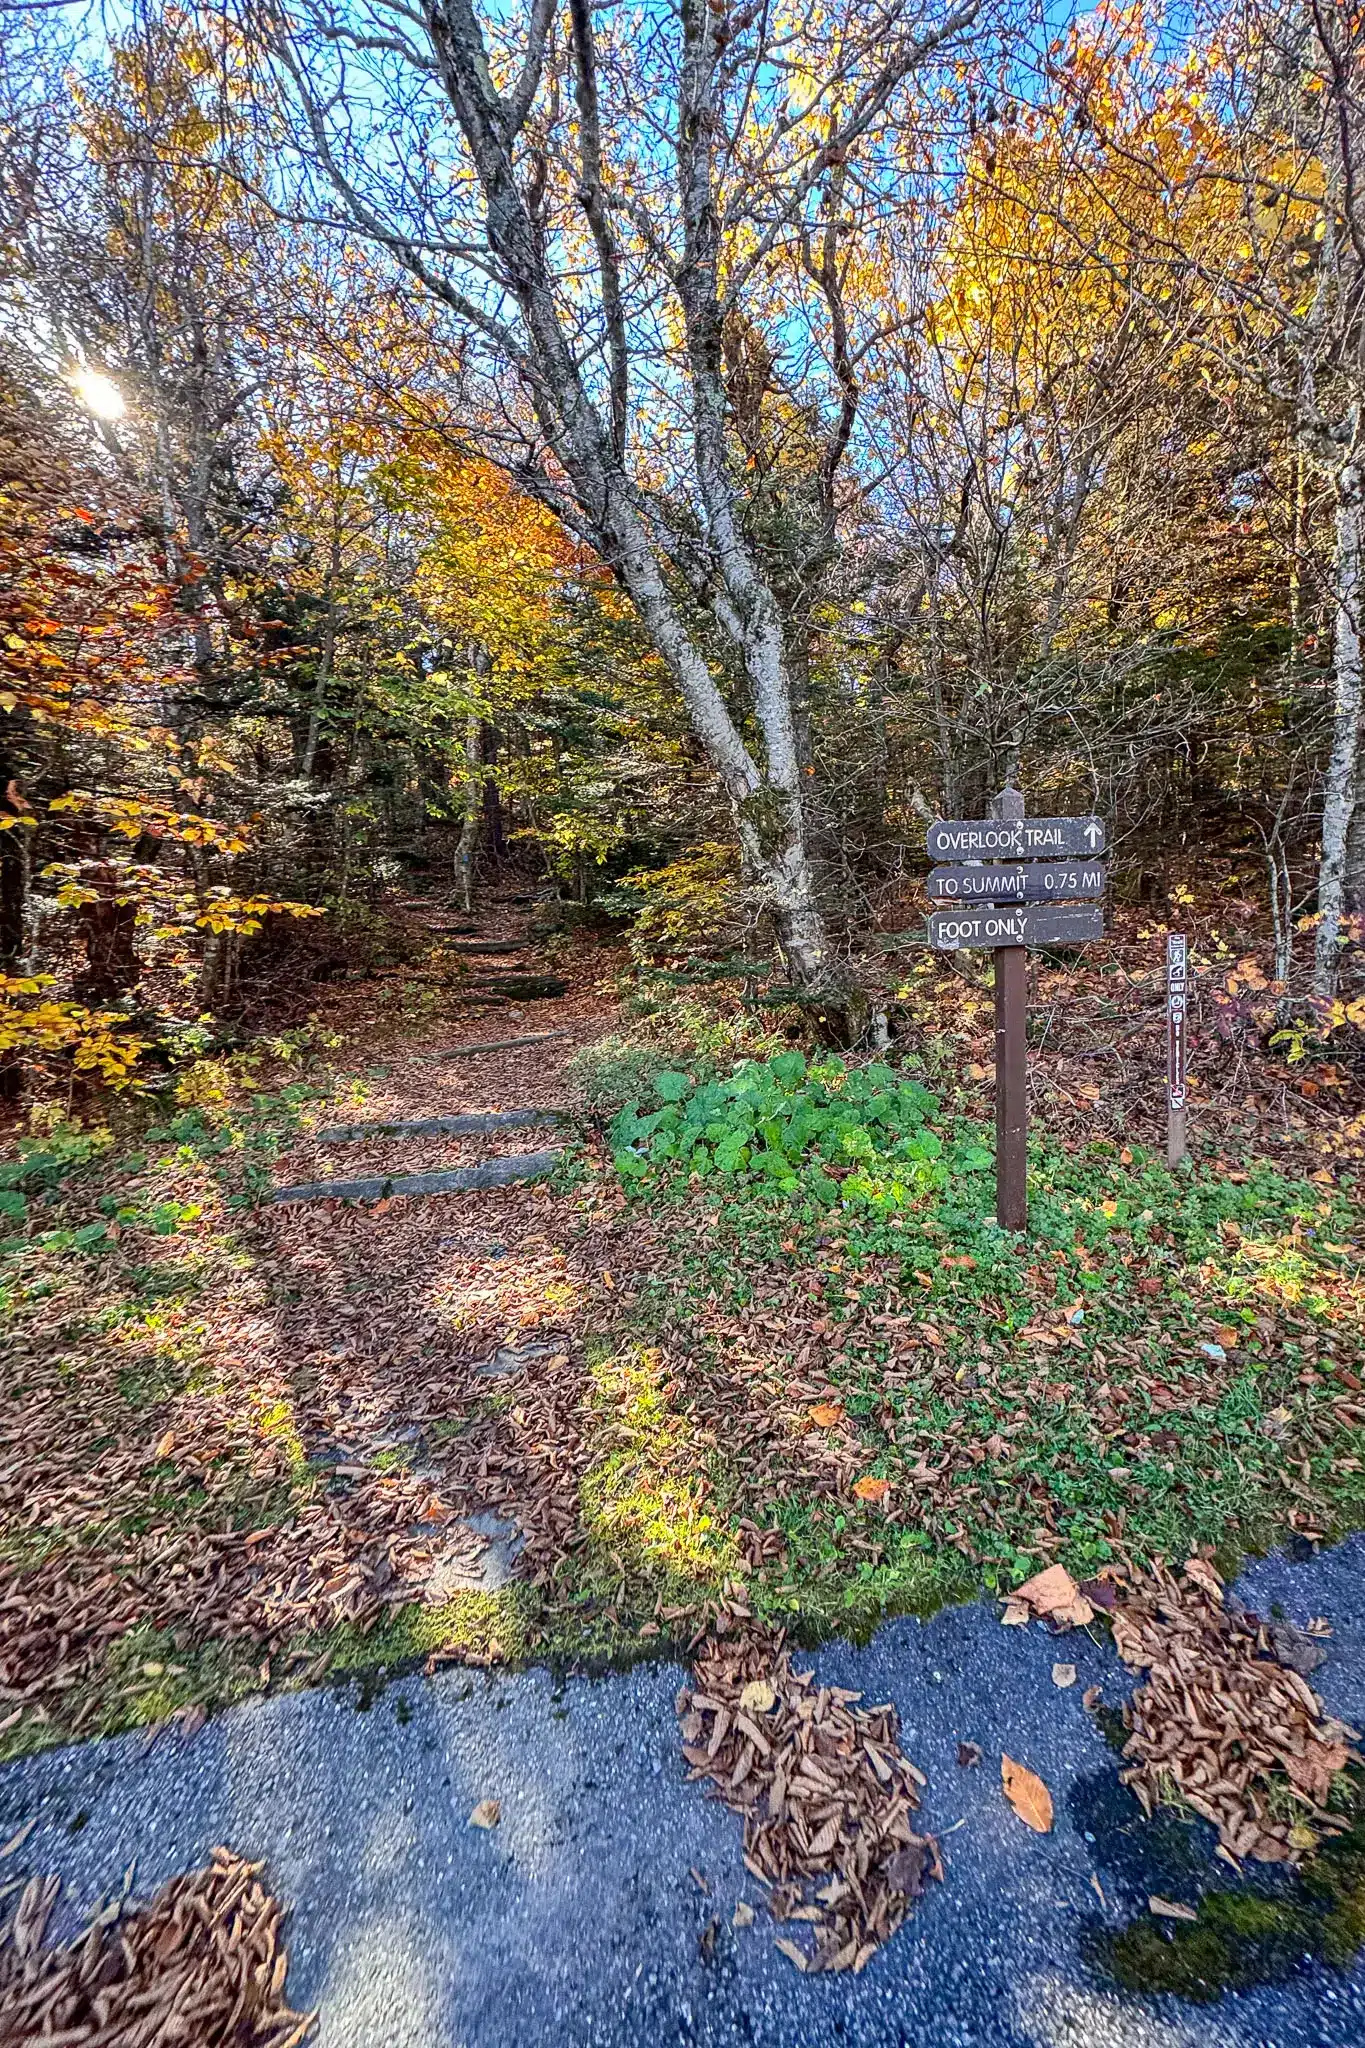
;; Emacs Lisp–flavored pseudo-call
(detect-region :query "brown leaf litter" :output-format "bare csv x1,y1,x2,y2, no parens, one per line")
0,1844,313,2046
1110,1556,1360,1864
677,1631,940,1972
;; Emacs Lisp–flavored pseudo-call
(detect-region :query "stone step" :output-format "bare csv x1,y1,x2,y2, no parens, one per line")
441,939,524,953
271,1151,562,1205
439,1029,574,1058
469,975,568,1000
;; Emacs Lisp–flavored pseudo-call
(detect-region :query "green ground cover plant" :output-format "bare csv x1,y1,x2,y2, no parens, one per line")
3,1024,1363,1758
598,1053,1365,1612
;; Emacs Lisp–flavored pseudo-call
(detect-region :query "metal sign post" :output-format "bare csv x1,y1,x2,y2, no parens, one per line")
922,788,1107,1236
1166,933,1189,1168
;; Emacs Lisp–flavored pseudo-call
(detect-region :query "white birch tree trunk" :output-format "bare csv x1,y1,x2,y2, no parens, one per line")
1314,451,1364,994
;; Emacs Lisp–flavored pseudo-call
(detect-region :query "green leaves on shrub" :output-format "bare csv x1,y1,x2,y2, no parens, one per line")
609,1054,943,1207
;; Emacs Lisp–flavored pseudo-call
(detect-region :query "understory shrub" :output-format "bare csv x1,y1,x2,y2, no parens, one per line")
609,1052,990,1208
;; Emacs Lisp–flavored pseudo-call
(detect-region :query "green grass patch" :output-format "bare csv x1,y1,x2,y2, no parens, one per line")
601,1052,1365,1618
313,1586,538,1674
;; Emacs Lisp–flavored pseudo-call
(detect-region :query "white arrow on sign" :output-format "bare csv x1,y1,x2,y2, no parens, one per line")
1083,820,1103,850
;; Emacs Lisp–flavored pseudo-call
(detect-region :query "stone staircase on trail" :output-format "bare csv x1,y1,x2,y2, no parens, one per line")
270,902,576,1206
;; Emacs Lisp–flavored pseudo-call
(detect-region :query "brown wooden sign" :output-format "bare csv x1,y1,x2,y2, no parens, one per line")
926,859,1106,904
927,905,1105,950
923,790,1108,1237
926,815,1106,860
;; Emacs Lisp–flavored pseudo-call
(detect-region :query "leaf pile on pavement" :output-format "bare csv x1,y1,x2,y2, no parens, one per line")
678,1630,940,1972
1111,1556,1360,1863
0,1844,313,2045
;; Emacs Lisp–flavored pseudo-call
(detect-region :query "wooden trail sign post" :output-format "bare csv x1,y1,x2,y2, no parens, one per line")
924,788,1106,1235
1167,933,1189,1168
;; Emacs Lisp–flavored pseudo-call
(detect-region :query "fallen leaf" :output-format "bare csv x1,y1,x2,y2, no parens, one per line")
602,1270,615,1290
1001,1755,1053,1833
152,1430,176,1461
0,1817,36,1860
468,1799,501,1829
808,1402,844,1427
1181,1557,1223,1599
732,1901,755,1928
738,1679,776,1715
1148,1896,1198,1922
884,1838,934,1898
1052,1596,1096,1628
1051,1663,1077,1689
957,1741,982,1768
852,1475,890,1503
1012,1564,1079,1617
1000,1600,1030,1626
1082,1685,1103,1710
774,1935,808,1971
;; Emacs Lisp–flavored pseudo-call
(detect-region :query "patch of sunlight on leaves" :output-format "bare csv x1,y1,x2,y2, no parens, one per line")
1228,1235,1346,1320
250,1394,309,1475
580,1344,739,1588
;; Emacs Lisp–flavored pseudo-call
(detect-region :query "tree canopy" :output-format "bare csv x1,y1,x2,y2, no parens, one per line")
3,0,1365,1088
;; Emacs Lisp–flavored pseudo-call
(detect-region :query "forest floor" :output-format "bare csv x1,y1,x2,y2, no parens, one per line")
5,1537,1365,2047
2,893,1365,1763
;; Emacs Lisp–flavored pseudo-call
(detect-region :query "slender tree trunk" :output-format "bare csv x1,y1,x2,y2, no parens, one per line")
1314,455,1364,994
0,771,25,1102
74,863,140,1005
301,550,340,781
1343,756,1365,931
454,714,483,912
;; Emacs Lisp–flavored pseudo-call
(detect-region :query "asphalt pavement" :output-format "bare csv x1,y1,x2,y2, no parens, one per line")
5,1540,1365,2048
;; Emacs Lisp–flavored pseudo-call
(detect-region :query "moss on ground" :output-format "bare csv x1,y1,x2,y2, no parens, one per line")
1090,1774,1365,2001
